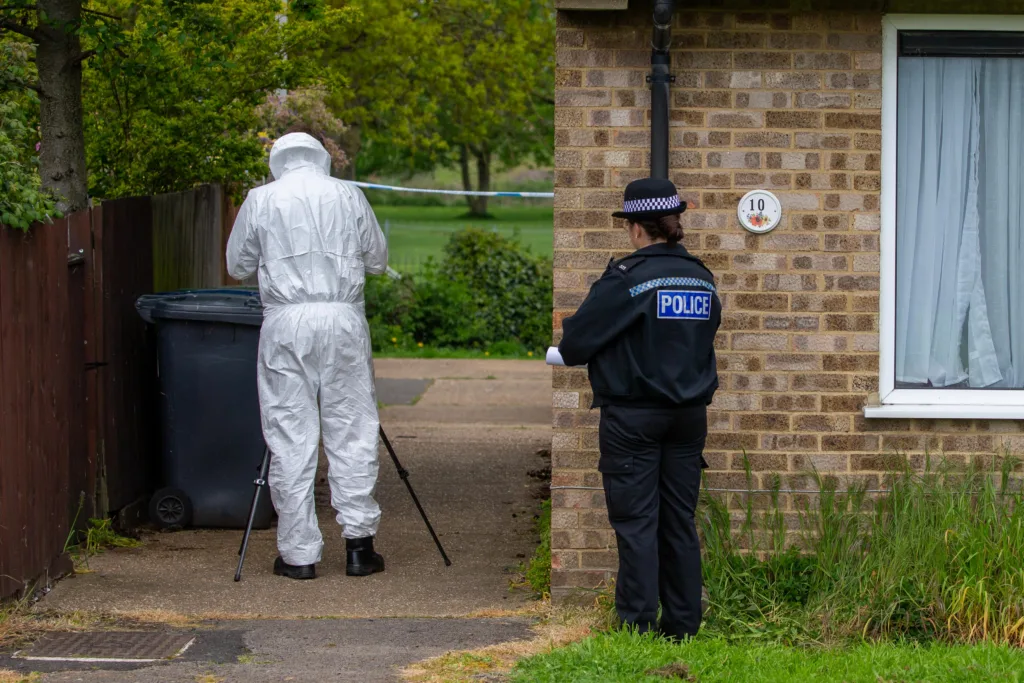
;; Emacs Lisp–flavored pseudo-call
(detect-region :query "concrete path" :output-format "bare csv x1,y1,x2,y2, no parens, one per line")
24,359,551,681
5,618,532,683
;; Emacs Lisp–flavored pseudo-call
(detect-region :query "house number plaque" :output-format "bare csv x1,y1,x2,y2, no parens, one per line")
737,190,782,234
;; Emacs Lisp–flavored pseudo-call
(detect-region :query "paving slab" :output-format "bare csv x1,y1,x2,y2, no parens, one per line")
376,377,434,406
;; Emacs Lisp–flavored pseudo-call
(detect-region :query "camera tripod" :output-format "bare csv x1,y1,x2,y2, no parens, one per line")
235,426,451,581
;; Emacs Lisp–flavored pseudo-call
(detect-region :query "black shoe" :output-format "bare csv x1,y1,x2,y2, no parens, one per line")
346,537,385,576
273,556,316,580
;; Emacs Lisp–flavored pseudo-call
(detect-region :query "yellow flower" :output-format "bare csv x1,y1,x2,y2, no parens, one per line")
391,337,397,343
485,352,490,356
527,352,533,357
418,342,424,348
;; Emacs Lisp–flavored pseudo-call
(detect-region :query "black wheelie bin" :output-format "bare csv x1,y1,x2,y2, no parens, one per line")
136,289,274,530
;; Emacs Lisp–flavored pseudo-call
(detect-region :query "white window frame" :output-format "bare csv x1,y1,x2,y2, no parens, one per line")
868,14,1024,420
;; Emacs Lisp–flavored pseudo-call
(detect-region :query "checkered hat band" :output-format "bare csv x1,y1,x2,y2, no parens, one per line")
622,195,681,213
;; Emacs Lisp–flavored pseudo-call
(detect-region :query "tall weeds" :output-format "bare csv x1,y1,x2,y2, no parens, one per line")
698,456,1024,646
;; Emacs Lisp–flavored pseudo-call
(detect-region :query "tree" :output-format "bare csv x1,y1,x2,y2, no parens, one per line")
0,0,90,212
83,0,354,199
431,0,554,217
322,0,449,178
330,0,554,217
1,0,352,210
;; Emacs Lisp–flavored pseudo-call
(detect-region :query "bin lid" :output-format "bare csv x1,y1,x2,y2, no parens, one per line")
136,289,264,326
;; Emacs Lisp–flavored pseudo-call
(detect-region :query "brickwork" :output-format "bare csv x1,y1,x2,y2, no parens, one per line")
551,7,1024,598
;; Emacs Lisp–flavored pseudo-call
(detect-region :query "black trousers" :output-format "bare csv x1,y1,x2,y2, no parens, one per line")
599,403,707,639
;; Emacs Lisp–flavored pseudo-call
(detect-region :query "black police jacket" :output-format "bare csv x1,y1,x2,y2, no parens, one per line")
558,242,722,409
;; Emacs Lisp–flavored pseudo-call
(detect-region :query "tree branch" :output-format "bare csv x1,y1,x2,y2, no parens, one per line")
0,17,42,41
73,48,96,65
81,7,123,22
331,30,367,53
0,74,42,93
0,3,37,11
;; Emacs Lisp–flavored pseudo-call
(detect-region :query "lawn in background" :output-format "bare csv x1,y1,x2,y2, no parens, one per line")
512,632,1024,683
371,204,553,272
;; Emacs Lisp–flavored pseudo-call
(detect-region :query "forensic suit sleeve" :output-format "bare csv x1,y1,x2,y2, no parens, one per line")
355,187,388,274
226,191,260,281
558,269,639,366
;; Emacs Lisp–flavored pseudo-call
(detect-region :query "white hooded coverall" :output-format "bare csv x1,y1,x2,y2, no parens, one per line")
226,133,388,567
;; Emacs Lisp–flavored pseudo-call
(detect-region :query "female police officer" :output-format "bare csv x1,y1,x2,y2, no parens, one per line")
557,177,721,641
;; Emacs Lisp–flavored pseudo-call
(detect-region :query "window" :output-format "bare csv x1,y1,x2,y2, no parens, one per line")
872,15,1024,419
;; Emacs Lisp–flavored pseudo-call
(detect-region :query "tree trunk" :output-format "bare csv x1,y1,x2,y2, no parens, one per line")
460,144,491,218
339,126,361,181
474,145,491,217
35,0,88,212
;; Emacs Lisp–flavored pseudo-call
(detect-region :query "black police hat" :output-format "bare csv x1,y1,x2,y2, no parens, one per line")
612,177,687,222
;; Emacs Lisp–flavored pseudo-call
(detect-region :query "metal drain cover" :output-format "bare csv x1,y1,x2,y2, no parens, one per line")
14,631,195,662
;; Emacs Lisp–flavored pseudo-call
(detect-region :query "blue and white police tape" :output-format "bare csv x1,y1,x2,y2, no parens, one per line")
350,181,553,199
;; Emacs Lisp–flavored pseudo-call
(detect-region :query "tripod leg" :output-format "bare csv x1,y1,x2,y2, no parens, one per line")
235,447,271,582
379,426,452,567
239,454,265,556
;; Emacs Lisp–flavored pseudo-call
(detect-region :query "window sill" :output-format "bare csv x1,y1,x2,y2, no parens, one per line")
864,404,1024,420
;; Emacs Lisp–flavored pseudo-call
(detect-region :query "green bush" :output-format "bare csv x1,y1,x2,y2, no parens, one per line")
440,228,553,351
365,228,552,355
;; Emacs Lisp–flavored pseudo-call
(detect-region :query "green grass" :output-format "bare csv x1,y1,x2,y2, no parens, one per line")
435,457,1024,682
697,457,1024,646
511,631,1024,683
522,499,552,597
372,205,553,272
66,518,141,569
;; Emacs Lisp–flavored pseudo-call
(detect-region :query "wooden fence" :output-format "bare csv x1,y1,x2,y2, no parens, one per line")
0,185,234,599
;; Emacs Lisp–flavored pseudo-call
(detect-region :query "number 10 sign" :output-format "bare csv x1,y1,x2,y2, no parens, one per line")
737,190,782,234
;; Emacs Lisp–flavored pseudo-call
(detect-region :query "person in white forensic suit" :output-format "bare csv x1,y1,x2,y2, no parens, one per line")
226,130,388,580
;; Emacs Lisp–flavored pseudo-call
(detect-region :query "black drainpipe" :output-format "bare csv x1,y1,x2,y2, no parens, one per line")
649,0,675,180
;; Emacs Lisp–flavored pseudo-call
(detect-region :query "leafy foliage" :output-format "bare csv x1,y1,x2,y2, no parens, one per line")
439,228,553,347
324,0,449,172
365,228,552,355
333,0,555,214
0,38,60,230
81,0,355,199
428,1,555,164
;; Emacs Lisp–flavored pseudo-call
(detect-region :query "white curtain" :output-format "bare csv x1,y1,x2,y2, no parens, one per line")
979,61,1024,388
895,57,1020,389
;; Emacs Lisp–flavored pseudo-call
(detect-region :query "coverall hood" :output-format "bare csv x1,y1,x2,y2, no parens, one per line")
269,133,332,180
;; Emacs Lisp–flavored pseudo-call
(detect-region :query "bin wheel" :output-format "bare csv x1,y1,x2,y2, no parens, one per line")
150,488,193,529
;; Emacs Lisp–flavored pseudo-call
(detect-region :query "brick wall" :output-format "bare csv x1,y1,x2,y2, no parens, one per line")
551,7,1024,599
